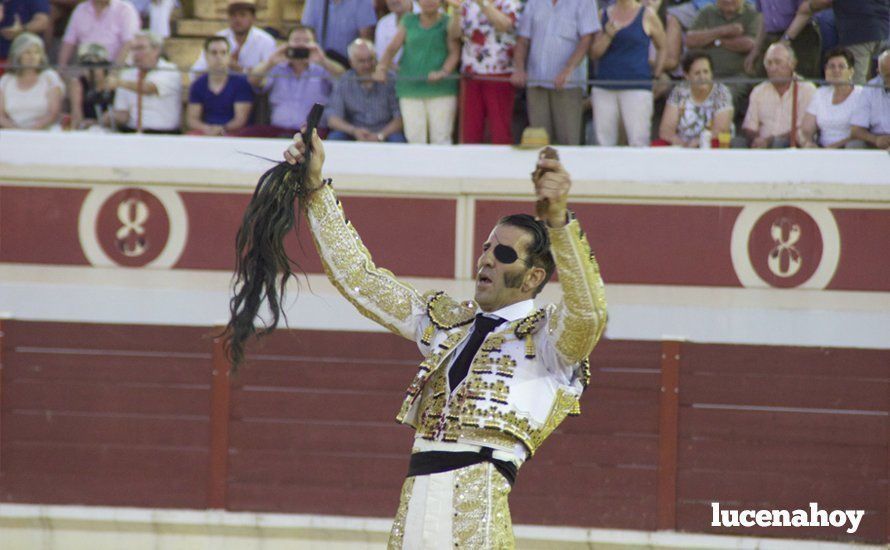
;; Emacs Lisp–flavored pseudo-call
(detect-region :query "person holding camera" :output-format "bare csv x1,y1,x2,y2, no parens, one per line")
187,36,254,136
245,24,344,137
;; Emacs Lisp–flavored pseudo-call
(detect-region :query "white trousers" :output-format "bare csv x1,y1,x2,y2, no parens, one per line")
389,462,514,549
399,95,457,145
591,87,653,147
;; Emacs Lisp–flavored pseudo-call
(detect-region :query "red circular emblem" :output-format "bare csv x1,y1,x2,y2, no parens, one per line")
95,188,170,267
747,206,823,288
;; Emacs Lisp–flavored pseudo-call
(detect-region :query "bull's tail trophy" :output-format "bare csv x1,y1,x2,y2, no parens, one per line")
223,104,326,371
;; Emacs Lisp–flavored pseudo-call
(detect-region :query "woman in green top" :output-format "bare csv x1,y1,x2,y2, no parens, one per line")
375,0,460,144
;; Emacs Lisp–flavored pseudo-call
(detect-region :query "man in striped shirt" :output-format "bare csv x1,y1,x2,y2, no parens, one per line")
511,0,599,145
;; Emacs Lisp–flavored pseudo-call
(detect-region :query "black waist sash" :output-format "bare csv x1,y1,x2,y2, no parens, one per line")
407,448,518,486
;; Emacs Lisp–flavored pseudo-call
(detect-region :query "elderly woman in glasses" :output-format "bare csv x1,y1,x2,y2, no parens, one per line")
0,32,65,129
799,47,863,148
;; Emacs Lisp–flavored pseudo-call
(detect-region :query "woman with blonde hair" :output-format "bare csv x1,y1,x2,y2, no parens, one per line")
0,32,65,129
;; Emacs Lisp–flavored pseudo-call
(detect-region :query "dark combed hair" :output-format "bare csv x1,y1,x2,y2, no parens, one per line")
289,23,316,41
682,50,713,75
223,163,308,371
823,46,855,70
203,35,229,52
498,214,556,296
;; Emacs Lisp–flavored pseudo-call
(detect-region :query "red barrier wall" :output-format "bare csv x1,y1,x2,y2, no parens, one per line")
0,321,886,543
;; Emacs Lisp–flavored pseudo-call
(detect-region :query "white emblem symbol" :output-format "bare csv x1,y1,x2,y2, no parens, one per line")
767,219,802,278
116,198,150,256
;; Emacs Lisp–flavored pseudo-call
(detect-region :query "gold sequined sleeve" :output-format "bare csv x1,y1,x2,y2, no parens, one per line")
305,184,425,341
547,216,608,363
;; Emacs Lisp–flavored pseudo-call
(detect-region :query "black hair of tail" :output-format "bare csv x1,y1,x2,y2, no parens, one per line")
223,157,314,372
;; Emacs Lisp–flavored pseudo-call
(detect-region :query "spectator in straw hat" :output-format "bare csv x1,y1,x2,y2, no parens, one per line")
191,0,276,77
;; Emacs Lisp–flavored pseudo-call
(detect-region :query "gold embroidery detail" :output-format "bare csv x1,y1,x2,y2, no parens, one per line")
481,334,506,352
452,463,515,549
307,186,424,340
547,218,608,362
425,291,476,331
493,355,516,378
421,324,435,346
524,334,535,359
387,476,415,549
460,379,511,405
530,388,579,449
439,331,466,351
470,351,493,375
512,308,545,340
416,367,448,438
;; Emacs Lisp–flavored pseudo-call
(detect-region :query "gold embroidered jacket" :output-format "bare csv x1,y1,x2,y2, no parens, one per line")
306,184,607,457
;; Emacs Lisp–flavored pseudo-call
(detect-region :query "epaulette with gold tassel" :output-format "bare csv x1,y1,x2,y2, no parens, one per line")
513,308,546,359
420,291,475,346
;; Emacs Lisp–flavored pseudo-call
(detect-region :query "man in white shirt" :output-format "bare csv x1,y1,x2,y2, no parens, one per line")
190,0,275,77
107,31,182,133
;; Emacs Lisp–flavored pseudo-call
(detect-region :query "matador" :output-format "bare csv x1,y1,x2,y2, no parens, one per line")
284,131,607,549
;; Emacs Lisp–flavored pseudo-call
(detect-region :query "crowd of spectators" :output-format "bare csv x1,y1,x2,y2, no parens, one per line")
0,0,887,149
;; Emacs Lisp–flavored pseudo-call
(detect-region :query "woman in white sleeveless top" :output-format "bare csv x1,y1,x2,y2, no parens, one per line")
0,33,65,130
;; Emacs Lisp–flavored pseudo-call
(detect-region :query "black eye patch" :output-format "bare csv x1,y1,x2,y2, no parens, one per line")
494,244,519,264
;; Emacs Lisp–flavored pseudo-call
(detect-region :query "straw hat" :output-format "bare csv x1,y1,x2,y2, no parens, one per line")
517,127,550,149
227,0,257,13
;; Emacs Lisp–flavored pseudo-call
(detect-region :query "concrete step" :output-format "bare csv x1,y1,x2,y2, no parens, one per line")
193,0,302,21
163,36,205,70
177,18,298,37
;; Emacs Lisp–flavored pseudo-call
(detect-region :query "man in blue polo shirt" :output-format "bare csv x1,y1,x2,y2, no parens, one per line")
187,36,254,136
0,0,49,75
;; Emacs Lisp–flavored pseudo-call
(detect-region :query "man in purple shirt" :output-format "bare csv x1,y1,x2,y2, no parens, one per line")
750,0,820,78
246,24,345,137
300,0,377,64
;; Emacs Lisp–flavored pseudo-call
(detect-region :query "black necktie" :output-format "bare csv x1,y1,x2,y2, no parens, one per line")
448,314,505,391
